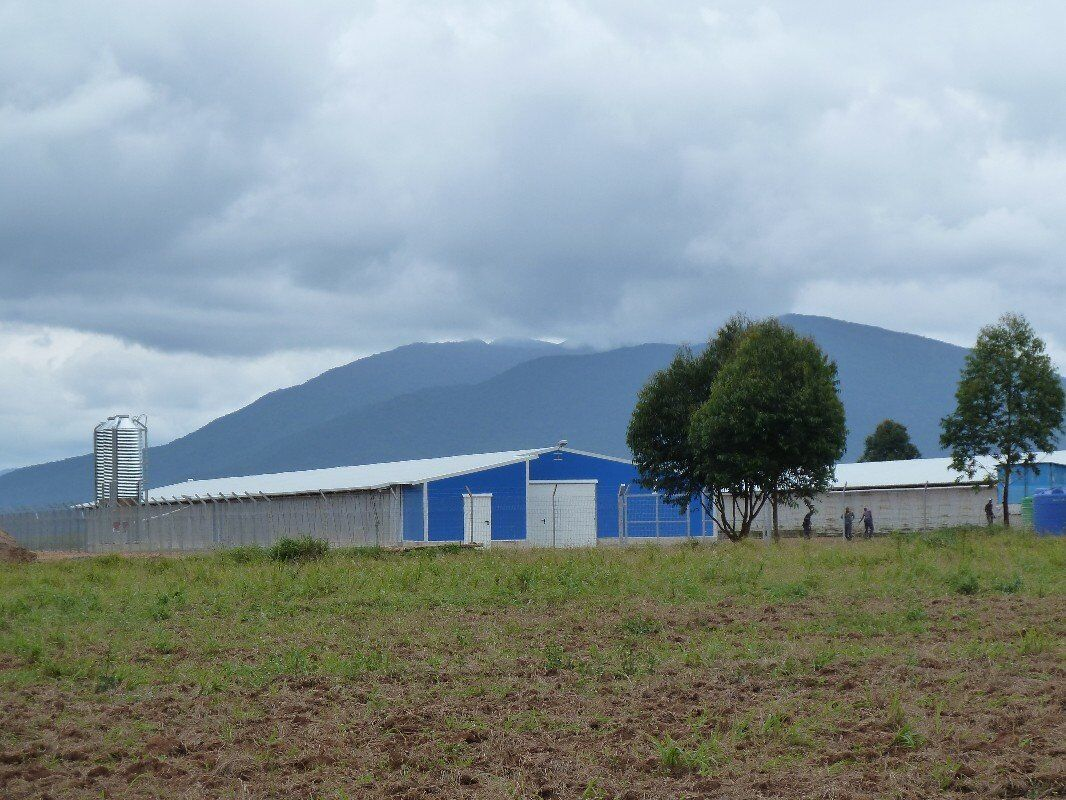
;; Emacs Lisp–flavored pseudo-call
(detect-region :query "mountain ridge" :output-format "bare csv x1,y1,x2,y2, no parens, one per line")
2,316,1059,507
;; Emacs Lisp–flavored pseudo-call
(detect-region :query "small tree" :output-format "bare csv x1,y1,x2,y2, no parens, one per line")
859,419,921,462
627,315,752,508
688,319,847,541
940,313,1065,526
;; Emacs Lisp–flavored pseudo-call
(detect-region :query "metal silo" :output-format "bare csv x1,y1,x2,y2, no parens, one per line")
93,415,148,503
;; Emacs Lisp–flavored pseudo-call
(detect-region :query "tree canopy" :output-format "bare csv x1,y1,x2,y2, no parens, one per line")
859,419,921,462
628,316,847,541
940,313,1065,526
626,315,751,508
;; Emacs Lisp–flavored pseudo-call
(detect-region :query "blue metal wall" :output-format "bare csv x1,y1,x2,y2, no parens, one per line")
527,449,712,539
998,462,1066,503
401,484,424,541
419,449,715,544
426,460,527,541
528,450,637,538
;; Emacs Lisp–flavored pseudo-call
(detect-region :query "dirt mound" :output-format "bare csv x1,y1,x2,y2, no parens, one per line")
0,528,36,564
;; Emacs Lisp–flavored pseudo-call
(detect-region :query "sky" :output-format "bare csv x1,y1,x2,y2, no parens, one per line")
1,1,1065,470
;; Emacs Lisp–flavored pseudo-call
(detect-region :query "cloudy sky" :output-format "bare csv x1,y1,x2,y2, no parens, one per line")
1,1,1064,470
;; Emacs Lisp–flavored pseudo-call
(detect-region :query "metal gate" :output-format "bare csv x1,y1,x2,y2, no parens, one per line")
619,489,713,540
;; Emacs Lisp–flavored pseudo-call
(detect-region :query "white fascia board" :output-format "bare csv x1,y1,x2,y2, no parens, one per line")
557,447,634,464
830,482,989,493
529,479,599,484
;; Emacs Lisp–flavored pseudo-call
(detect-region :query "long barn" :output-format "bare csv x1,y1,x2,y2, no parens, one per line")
10,446,1062,552
135,444,712,551
743,450,1066,536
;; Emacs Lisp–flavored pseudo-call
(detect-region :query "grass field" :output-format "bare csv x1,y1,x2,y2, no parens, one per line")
1,530,1063,798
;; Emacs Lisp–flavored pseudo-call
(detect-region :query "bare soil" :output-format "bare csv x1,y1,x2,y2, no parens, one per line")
0,530,35,564
2,596,1063,799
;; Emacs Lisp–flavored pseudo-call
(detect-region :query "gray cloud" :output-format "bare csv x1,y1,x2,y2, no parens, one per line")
1,0,1065,465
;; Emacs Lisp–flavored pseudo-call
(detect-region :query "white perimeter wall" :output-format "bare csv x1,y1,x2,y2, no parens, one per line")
721,484,994,536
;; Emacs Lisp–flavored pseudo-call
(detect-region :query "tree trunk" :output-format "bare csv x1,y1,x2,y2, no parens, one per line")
739,517,751,540
771,492,780,543
1002,468,1011,528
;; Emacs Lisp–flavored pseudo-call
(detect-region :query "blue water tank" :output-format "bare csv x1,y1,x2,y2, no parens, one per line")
1032,488,1066,535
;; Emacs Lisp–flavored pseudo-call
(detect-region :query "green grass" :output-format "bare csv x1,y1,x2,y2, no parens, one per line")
0,528,1061,694
651,732,725,775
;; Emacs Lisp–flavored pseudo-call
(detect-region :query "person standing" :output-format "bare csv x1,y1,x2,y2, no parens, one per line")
861,507,874,538
841,507,854,541
802,507,816,540
984,498,995,527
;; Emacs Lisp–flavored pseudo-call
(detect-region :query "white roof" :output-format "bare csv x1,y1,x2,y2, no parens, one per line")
832,450,1066,489
147,448,550,501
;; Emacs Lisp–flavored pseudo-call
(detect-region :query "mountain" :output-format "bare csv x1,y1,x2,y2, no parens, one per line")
778,315,971,458
158,337,573,476
211,344,678,475
0,339,566,506
217,315,980,475
2,316,1060,507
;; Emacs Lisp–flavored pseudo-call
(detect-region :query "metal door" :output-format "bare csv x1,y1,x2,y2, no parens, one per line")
463,493,492,547
527,481,597,548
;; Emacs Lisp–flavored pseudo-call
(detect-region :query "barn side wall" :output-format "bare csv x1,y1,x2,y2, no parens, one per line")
733,484,991,536
426,461,527,542
85,489,403,552
999,463,1066,503
401,484,425,542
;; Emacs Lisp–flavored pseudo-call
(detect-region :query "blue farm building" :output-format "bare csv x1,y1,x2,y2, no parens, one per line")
147,444,714,547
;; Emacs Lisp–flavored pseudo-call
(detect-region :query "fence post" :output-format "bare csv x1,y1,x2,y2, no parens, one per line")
464,487,474,545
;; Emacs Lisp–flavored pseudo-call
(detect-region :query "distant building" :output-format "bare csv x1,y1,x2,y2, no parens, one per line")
138,444,711,551
742,451,1066,535
9,445,1061,552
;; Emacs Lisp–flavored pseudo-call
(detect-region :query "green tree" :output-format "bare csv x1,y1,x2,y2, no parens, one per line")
940,313,1065,526
628,317,847,542
689,319,847,541
859,419,921,462
626,315,753,509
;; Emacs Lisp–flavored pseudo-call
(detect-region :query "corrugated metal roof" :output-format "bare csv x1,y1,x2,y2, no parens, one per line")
831,450,1066,489
147,448,551,501
145,444,1066,501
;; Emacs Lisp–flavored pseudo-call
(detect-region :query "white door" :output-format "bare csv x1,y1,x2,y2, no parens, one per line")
527,481,597,548
463,494,492,547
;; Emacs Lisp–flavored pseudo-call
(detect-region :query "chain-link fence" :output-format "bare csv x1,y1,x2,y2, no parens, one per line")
618,491,714,539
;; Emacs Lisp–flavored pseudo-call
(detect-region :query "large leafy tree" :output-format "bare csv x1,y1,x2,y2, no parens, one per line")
689,319,847,541
626,315,752,509
629,317,847,542
859,419,921,462
940,313,1064,526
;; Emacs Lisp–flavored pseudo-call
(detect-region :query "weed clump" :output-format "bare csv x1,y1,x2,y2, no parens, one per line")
891,721,927,749
619,615,662,637
221,545,265,564
268,537,329,562
948,567,980,595
992,574,1023,594
651,733,723,775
